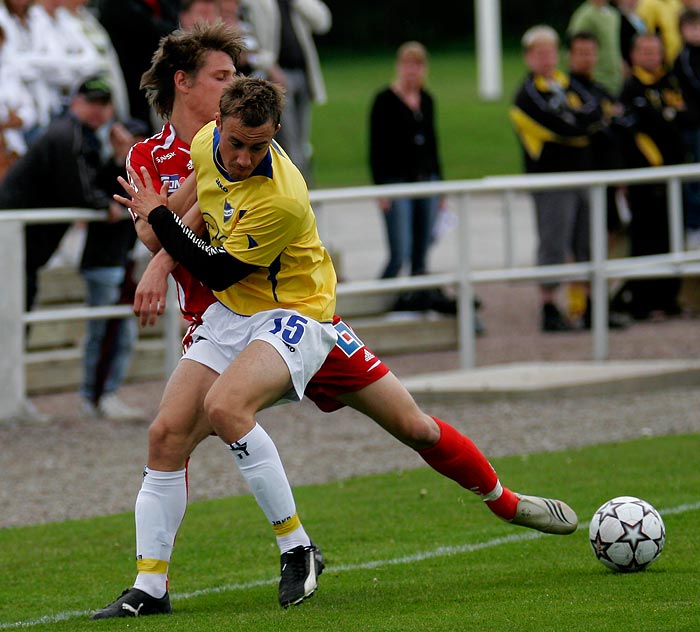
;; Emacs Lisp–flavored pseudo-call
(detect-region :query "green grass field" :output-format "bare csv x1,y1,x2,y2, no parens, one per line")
311,47,525,188
1,434,699,631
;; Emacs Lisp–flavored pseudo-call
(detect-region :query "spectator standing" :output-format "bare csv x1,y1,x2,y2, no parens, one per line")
369,41,457,314
566,31,630,327
240,0,331,182
568,0,624,95
673,9,700,247
0,75,124,312
510,25,601,332
79,110,147,421
614,33,687,319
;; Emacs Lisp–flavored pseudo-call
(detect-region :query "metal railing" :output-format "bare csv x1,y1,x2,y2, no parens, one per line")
2,162,700,421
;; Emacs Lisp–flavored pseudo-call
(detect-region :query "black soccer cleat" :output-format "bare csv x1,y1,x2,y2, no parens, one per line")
90,587,172,619
278,543,325,608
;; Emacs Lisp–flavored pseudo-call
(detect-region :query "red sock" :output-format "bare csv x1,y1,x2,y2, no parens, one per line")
418,418,519,520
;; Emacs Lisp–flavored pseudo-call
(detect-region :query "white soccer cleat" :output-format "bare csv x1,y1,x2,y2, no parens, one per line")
510,493,578,535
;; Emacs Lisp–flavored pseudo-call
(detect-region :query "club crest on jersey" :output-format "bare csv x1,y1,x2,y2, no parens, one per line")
216,177,229,193
223,201,234,221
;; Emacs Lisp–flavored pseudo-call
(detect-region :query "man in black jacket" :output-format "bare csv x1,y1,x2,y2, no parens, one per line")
510,25,602,331
616,33,688,319
0,76,123,312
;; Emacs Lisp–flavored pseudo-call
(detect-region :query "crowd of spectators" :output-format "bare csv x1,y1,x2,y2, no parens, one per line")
0,0,334,419
511,0,700,331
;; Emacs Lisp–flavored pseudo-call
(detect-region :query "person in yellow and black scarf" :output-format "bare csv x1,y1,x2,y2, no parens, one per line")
613,32,689,320
510,25,605,332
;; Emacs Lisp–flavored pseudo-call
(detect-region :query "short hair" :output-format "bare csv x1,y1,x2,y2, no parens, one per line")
219,76,285,127
140,21,243,118
396,41,428,64
679,8,700,29
521,25,559,51
567,30,599,50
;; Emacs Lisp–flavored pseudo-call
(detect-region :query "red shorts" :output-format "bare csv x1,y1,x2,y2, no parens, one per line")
305,317,390,413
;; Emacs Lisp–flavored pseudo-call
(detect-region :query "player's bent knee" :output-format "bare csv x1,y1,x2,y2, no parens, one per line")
204,397,254,442
147,419,195,465
401,413,441,450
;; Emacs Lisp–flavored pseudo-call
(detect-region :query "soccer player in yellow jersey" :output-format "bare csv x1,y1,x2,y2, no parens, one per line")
189,119,336,321
98,76,335,618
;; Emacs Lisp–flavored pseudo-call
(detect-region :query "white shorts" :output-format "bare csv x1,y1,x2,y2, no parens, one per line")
183,302,338,404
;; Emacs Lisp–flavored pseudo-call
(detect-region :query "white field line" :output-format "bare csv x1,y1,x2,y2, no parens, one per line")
2,501,698,629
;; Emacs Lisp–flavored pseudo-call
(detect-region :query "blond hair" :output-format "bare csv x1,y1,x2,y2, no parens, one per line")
396,41,428,64
521,25,559,51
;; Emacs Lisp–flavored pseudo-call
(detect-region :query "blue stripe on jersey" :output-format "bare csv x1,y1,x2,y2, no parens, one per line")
267,254,282,302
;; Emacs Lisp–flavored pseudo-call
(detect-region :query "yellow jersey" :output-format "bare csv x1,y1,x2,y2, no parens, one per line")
190,121,336,321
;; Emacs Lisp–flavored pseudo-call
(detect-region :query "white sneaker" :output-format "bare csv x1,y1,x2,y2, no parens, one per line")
510,494,578,535
80,398,100,419
98,394,145,421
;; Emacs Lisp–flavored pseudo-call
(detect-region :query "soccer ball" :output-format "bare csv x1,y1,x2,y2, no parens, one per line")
589,496,665,572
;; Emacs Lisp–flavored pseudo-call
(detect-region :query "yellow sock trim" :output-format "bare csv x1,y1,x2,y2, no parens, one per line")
272,512,302,537
136,558,169,574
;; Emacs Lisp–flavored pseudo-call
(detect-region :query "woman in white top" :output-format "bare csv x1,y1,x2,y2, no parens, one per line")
28,0,102,109
61,0,130,121
0,0,56,131
0,22,38,165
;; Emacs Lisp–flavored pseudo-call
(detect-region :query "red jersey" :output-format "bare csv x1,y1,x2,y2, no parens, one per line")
127,122,216,323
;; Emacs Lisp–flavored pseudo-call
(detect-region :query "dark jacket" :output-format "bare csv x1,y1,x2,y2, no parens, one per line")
673,44,700,128
510,70,601,173
369,87,442,184
568,71,630,170
618,66,688,168
0,112,113,210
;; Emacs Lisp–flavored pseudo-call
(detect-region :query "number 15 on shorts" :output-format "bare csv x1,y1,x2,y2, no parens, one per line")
269,314,308,345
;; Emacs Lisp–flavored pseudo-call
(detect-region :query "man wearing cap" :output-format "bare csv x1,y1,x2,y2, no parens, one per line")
0,74,144,419
0,75,118,310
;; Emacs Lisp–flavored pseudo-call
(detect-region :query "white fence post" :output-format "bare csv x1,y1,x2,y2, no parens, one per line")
589,185,609,361
456,193,476,369
667,177,684,254
0,220,25,420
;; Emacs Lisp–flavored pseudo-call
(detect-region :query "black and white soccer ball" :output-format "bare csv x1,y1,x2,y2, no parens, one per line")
589,496,665,572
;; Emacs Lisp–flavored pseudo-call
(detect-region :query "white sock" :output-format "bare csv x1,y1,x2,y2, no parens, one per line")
132,467,188,598
229,423,310,553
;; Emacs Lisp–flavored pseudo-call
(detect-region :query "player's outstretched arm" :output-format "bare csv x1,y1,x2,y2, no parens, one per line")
134,250,175,327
